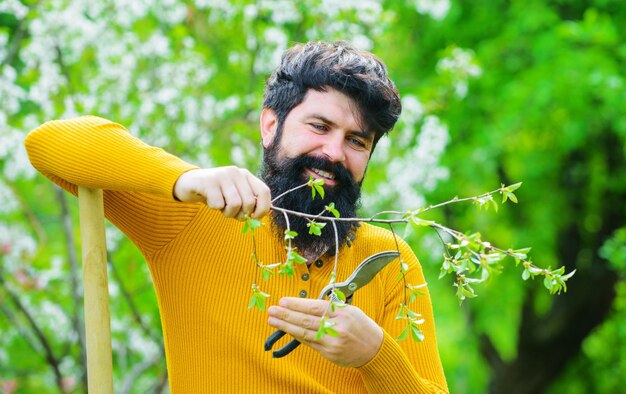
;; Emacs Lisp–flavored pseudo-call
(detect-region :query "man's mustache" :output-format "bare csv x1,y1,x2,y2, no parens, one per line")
284,154,356,188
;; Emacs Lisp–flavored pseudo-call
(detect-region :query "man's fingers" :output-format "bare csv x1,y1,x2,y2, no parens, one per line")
277,297,329,316
232,172,258,218
267,297,333,342
267,314,319,344
177,166,271,220
204,187,226,211
248,176,271,219
268,305,320,326
220,182,243,218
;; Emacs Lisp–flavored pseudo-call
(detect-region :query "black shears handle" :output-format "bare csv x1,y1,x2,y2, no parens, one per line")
264,330,301,358
264,294,353,358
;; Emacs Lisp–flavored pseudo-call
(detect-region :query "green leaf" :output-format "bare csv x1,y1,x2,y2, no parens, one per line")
395,304,407,320
509,248,532,260
247,293,257,310
314,184,325,200
522,268,530,280
409,288,424,303
396,326,409,342
248,285,270,311
241,216,262,234
410,324,425,342
332,289,346,303
544,276,555,291
410,216,436,227
284,230,298,240
288,250,307,264
255,294,267,311
405,308,420,319
506,182,523,192
260,263,279,281
315,316,339,340
325,202,340,218
562,269,576,280
506,191,518,203
278,262,294,277
489,198,499,212
308,177,326,200
307,221,326,236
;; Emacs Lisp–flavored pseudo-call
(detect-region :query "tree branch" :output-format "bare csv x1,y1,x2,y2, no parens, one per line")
120,352,163,394
0,174,47,247
0,270,65,392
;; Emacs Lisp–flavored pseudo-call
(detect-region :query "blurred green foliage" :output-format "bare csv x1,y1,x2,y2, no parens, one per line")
1,0,624,393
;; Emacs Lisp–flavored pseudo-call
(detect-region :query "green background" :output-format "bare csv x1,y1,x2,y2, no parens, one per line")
1,0,625,392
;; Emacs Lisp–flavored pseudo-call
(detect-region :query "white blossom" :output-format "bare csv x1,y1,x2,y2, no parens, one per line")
0,224,36,270
0,179,18,214
0,65,26,115
366,115,449,210
437,47,482,98
36,256,66,289
319,0,382,24
401,95,425,128
0,0,29,19
259,1,302,25
40,300,71,333
128,327,160,358
413,0,451,21
437,48,482,77
5,143,36,180
203,0,238,22
254,27,289,74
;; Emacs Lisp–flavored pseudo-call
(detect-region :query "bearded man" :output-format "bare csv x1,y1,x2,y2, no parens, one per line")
25,41,448,393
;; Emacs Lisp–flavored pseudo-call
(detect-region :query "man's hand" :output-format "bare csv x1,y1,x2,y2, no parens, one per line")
174,167,271,220
267,297,383,367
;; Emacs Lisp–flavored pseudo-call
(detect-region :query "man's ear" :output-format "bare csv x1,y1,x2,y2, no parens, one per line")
260,108,278,148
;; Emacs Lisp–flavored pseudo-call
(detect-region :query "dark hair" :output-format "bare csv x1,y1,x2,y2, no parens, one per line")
262,41,401,149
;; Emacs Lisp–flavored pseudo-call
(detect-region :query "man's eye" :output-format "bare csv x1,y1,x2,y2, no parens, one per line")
349,137,366,148
310,123,328,131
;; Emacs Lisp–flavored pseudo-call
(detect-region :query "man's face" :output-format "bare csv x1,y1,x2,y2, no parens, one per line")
261,88,373,185
260,88,373,258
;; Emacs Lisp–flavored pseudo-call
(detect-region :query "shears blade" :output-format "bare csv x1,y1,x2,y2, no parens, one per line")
319,250,400,300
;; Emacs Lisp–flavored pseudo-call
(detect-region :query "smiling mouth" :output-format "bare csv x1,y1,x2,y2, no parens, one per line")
307,167,336,183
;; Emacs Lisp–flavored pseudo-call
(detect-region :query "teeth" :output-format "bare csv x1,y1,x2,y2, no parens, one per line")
312,168,335,180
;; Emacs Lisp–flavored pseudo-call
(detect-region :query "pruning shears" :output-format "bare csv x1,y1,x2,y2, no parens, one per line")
264,250,400,358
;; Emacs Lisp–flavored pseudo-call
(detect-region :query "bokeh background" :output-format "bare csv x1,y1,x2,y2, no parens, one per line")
1,0,625,393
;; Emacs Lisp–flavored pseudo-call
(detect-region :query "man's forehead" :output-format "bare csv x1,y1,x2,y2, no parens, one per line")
298,89,371,136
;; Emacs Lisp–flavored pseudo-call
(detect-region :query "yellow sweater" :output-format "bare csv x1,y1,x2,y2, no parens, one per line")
25,116,448,393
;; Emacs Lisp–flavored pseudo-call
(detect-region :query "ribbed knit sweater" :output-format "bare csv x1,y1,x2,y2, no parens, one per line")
25,116,448,393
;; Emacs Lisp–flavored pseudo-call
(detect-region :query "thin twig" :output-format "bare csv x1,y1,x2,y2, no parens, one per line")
271,183,309,204
418,186,504,214
271,204,408,223
388,224,407,306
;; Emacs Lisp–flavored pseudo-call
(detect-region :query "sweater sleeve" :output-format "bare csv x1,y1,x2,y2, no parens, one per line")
357,235,449,393
24,115,200,256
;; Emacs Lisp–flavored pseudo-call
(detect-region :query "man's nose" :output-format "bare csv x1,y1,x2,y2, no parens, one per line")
321,134,346,163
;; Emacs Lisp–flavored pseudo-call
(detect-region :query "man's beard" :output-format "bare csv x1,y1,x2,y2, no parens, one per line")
261,143,362,260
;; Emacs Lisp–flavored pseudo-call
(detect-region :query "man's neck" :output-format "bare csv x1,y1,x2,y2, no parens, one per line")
302,250,324,266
